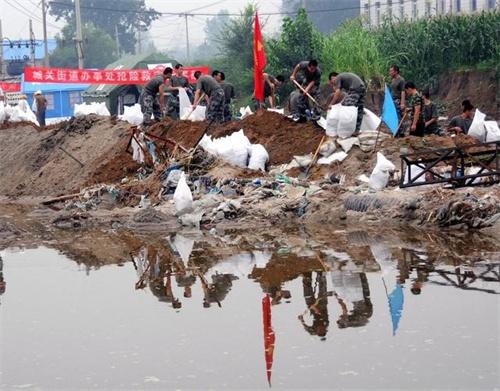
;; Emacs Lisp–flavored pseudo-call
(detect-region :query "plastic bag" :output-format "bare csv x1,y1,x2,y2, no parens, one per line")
248,144,269,171
319,138,336,157
239,106,253,119
173,172,193,214
181,105,206,121
485,121,500,142
369,152,395,191
468,109,486,142
0,102,5,124
326,104,341,137
178,88,192,118
360,108,381,131
317,151,348,165
119,104,143,125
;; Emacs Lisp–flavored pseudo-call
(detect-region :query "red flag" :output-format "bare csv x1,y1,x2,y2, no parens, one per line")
262,294,275,387
253,12,266,102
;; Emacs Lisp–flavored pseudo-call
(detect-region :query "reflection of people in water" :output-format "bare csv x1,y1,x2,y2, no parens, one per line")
0,255,6,303
399,249,434,295
265,285,291,305
298,271,329,339
331,265,373,329
199,272,238,308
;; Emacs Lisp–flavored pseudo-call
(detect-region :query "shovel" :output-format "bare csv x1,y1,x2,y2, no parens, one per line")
298,135,326,180
292,79,327,112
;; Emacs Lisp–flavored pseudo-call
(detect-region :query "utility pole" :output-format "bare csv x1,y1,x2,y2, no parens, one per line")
115,25,120,57
75,0,84,69
137,27,142,54
42,0,49,67
181,13,190,63
29,19,36,67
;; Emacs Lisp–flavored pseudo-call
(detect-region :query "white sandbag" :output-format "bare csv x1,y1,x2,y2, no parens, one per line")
337,137,359,153
293,154,313,168
403,164,426,185
119,104,143,125
0,102,5,124
247,144,269,171
468,109,486,142
317,151,348,165
326,104,341,137
337,105,358,139
319,138,336,157
360,108,381,132
74,102,110,116
181,105,206,121
199,134,217,155
267,108,284,115
218,140,249,168
173,172,193,214
316,116,327,130
485,121,500,142
178,88,191,118
369,152,395,191
239,106,253,119
5,100,39,125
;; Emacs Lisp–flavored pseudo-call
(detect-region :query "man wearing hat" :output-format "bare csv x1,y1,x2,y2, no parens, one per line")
33,90,47,127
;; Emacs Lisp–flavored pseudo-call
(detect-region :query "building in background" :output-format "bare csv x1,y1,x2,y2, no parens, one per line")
362,0,498,27
1,39,57,77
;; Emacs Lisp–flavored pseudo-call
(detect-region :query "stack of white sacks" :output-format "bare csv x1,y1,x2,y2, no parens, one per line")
199,129,269,171
0,99,39,126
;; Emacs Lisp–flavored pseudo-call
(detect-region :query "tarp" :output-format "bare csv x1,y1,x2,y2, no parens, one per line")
382,84,399,135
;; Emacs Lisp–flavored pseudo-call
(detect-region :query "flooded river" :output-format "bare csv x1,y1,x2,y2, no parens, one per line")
1,227,499,390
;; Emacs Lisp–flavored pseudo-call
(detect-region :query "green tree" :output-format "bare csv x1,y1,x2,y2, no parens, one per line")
49,23,118,68
267,9,324,77
193,9,231,59
49,0,159,54
215,4,256,98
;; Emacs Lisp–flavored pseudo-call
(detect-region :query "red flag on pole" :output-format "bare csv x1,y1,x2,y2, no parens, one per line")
253,12,266,102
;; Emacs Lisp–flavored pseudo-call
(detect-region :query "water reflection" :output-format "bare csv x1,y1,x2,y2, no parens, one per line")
0,254,5,304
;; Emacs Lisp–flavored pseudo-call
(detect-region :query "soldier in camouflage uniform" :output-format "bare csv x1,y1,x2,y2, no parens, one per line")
329,72,366,133
140,67,172,127
193,71,225,123
290,59,322,121
166,64,191,120
404,81,425,137
219,72,235,122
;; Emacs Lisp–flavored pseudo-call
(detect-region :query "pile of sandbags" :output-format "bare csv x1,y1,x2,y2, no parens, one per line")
199,129,268,171
3,100,39,126
74,102,110,117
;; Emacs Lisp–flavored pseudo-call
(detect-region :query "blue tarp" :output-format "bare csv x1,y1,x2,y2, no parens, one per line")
382,84,400,135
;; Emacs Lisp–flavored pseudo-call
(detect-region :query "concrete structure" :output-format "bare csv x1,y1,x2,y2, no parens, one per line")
362,0,498,27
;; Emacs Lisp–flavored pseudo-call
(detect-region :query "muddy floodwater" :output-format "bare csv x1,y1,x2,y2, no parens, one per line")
0,227,499,390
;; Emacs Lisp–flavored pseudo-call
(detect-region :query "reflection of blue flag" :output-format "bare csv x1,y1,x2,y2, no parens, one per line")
382,84,399,135
388,283,404,336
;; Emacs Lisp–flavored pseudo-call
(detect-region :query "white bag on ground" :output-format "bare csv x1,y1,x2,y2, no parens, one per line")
485,121,500,142
119,104,143,125
182,105,206,121
173,172,193,214
0,102,5,124
178,88,192,118
337,105,358,139
319,138,336,157
239,106,253,119
403,164,426,185
326,104,341,137
248,144,269,171
317,151,348,165
360,108,381,131
369,152,395,191
74,102,110,116
468,109,486,142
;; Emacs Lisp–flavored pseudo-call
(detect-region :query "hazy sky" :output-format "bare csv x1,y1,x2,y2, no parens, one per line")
0,0,284,51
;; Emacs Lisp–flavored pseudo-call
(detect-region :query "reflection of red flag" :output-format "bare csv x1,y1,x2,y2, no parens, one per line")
262,294,275,387
253,12,266,102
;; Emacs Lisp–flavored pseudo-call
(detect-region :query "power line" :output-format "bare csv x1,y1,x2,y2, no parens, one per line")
5,0,60,29
48,0,420,17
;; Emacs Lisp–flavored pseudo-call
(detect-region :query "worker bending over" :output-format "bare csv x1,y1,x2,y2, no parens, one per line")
193,71,225,123
329,72,366,133
140,67,172,127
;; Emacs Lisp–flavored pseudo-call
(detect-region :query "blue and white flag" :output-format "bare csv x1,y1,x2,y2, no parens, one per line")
382,84,399,135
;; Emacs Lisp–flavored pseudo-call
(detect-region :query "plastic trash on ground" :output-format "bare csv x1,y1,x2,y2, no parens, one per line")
369,152,396,191
293,154,313,168
173,172,193,215
119,104,143,125
319,138,336,157
337,137,360,153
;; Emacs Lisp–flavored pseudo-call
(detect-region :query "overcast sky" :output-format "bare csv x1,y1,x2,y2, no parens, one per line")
1,0,284,51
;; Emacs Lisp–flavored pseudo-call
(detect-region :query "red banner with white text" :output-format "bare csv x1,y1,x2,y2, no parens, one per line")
0,82,21,92
24,66,210,84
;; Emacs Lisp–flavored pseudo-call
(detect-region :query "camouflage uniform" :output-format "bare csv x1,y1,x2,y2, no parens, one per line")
139,92,161,126
407,92,425,137
207,89,225,123
341,86,366,132
295,86,321,117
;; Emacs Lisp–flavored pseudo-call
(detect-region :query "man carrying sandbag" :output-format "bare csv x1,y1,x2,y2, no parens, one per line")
140,67,172,127
192,71,225,123
166,64,190,120
329,72,366,134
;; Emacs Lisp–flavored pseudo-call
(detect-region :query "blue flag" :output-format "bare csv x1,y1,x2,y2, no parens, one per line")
388,282,404,336
382,84,399,135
